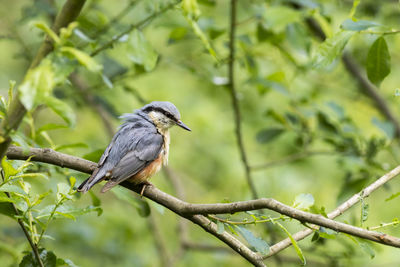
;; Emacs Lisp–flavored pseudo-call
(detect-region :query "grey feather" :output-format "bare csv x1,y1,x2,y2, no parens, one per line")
77,109,163,192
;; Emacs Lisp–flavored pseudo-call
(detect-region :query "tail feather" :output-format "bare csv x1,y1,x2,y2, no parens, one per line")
77,168,106,193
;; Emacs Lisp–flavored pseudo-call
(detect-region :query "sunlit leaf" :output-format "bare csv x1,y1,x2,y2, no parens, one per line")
275,221,306,265
312,31,354,69
366,37,391,86
61,47,103,72
19,60,55,110
2,158,18,178
34,22,60,44
0,196,15,203
236,226,270,255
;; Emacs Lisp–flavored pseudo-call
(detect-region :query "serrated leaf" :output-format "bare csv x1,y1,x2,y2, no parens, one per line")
367,37,390,86
275,221,306,265
293,193,314,211
127,30,158,72
236,226,270,255
341,19,379,31
217,221,225,234
45,96,76,127
312,31,354,69
61,47,103,72
256,128,285,143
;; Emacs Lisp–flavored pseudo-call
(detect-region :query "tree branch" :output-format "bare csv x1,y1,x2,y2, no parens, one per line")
6,146,400,265
227,0,258,198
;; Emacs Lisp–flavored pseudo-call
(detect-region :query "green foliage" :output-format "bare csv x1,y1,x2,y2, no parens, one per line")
235,226,270,255
366,37,391,86
312,31,354,68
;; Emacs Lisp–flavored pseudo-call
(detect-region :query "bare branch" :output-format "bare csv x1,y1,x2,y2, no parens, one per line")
227,0,258,198
265,164,400,258
6,146,400,265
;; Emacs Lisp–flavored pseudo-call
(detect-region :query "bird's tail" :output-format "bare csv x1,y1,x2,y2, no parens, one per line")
77,168,105,193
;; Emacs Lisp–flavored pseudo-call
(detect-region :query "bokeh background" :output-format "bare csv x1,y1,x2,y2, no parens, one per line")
1,0,400,266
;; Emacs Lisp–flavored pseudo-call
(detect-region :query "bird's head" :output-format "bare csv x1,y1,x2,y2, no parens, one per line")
142,101,191,131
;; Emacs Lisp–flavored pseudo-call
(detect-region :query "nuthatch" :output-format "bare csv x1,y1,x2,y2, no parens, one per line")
77,101,191,193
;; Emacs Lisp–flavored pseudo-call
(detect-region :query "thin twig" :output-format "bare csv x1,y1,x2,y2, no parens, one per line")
90,0,181,57
227,0,258,199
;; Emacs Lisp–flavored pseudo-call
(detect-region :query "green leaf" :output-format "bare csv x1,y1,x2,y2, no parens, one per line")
45,96,76,127
235,226,270,255
0,196,15,203
0,184,27,195
367,37,391,86
20,248,57,267
293,193,315,211
385,192,400,201
34,22,61,44
112,187,151,217
19,60,55,110
263,6,302,33
256,128,285,143
318,227,337,239
312,31,354,69
127,30,159,72
168,27,188,44
0,202,15,217
56,258,78,267
349,0,361,19
60,47,103,72
2,157,19,178
341,19,379,31
317,112,338,133
361,201,369,223
275,221,306,265
37,123,68,133
217,221,225,234
371,117,395,139
359,241,375,259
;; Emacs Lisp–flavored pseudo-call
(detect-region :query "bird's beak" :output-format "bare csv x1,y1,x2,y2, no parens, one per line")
176,120,191,131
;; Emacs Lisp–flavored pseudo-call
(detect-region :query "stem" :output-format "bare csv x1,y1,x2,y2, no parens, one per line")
227,0,258,199
4,192,44,267
209,214,286,225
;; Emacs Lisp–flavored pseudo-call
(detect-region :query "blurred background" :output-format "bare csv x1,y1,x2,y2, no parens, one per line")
1,0,400,266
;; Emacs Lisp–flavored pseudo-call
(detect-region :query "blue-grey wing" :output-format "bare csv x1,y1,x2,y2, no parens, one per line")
77,117,161,192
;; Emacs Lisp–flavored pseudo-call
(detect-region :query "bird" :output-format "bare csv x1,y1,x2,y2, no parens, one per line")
77,101,191,194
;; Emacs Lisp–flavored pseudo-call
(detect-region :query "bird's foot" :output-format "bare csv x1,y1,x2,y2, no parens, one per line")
140,181,153,197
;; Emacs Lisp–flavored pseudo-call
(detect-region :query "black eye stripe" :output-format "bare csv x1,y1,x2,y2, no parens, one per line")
144,107,177,121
